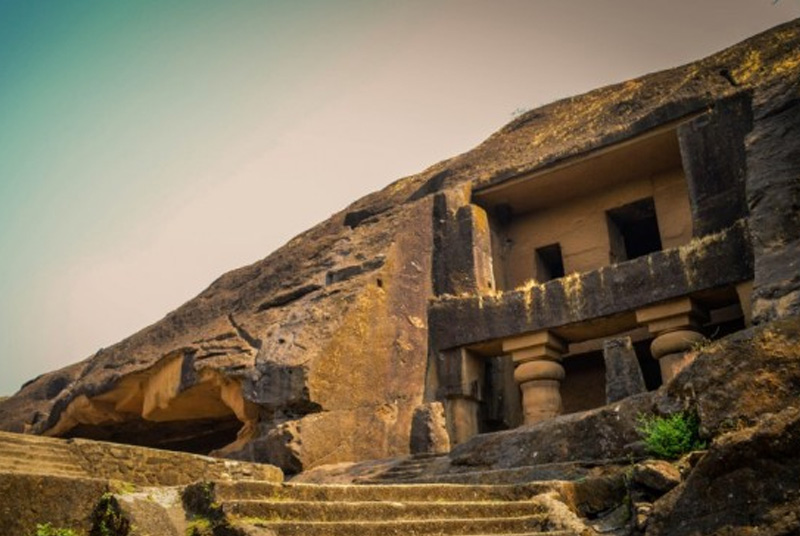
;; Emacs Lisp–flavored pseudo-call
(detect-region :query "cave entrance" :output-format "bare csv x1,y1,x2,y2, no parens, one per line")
63,415,242,455
45,355,258,457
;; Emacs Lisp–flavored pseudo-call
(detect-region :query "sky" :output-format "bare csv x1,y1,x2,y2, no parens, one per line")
1,1,799,396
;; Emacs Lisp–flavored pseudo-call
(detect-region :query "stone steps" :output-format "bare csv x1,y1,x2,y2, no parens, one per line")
237,515,559,536
0,459,88,477
0,431,88,477
225,499,545,521
197,480,586,536
215,481,560,503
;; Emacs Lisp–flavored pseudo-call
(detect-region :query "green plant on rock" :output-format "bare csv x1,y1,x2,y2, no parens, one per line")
182,482,243,536
636,411,706,460
33,523,81,536
89,493,130,536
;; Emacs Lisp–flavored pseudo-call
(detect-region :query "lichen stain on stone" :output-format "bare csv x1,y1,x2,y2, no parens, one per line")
524,280,543,322
773,51,800,76
310,280,391,409
733,49,763,83
677,224,737,285
561,272,586,318
473,206,491,235
757,324,800,357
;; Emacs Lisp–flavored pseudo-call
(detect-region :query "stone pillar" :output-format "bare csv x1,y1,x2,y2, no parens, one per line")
602,336,647,403
735,280,754,327
636,298,708,384
436,348,484,445
501,331,566,425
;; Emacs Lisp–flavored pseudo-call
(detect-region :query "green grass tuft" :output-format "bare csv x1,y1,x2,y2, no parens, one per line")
33,523,80,536
636,411,706,459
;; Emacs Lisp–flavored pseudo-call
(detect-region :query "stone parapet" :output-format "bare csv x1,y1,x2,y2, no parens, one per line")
429,223,752,351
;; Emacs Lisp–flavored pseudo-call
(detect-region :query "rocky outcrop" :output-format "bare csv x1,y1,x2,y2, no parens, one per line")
1,19,799,477
646,407,800,535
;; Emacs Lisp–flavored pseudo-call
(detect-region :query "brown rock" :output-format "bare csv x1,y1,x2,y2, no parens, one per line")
632,460,681,493
646,407,800,536
0,473,108,536
409,402,450,455
659,317,800,437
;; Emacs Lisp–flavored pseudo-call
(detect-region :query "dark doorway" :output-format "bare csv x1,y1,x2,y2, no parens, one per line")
534,243,565,282
561,352,606,414
607,198,663,261
481,355,523,432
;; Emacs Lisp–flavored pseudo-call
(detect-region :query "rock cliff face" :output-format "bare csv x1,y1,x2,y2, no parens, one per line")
1,19,799,477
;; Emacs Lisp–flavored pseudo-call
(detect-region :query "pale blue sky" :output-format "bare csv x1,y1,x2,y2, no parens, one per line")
1,1,798,395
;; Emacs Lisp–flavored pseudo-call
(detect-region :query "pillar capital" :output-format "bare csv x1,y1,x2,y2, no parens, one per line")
637,298,708,384
635,297,708,334
502,330,567,425
502,331,567,364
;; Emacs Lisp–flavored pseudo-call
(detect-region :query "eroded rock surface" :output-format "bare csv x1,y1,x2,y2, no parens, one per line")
646,407,800,536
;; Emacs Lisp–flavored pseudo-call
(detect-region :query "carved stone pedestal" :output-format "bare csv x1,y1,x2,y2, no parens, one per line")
502,331,566,425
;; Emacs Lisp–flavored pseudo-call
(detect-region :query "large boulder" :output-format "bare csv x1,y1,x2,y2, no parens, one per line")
659,317,800,437
646,407,800,536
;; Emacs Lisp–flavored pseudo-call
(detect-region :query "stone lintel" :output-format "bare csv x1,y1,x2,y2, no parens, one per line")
635,297,708,334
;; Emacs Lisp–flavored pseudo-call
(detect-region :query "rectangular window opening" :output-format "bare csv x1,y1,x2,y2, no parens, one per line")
534,243,565,282
606,197,663,262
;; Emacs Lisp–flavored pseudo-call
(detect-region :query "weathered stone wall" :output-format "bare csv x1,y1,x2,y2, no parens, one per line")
68,437,283,485
0,473,108,536
232,196,436,472
747,76,800,323
679,92,752,237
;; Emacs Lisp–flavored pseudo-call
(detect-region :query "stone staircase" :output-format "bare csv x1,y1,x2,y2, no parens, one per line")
183,480,589,535
0,431,605,535
0,429,89,478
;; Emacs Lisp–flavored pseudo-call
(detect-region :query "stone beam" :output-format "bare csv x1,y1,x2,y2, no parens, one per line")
429,223,752,351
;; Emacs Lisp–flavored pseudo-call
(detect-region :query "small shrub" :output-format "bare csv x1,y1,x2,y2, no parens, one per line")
34,523,80,536
89,494,130,536
636,411,706,459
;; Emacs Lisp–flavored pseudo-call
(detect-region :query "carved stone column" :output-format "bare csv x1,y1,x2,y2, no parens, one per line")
437,348,483,445
501,331,566,425
735,280,754,327
636,297,708,383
